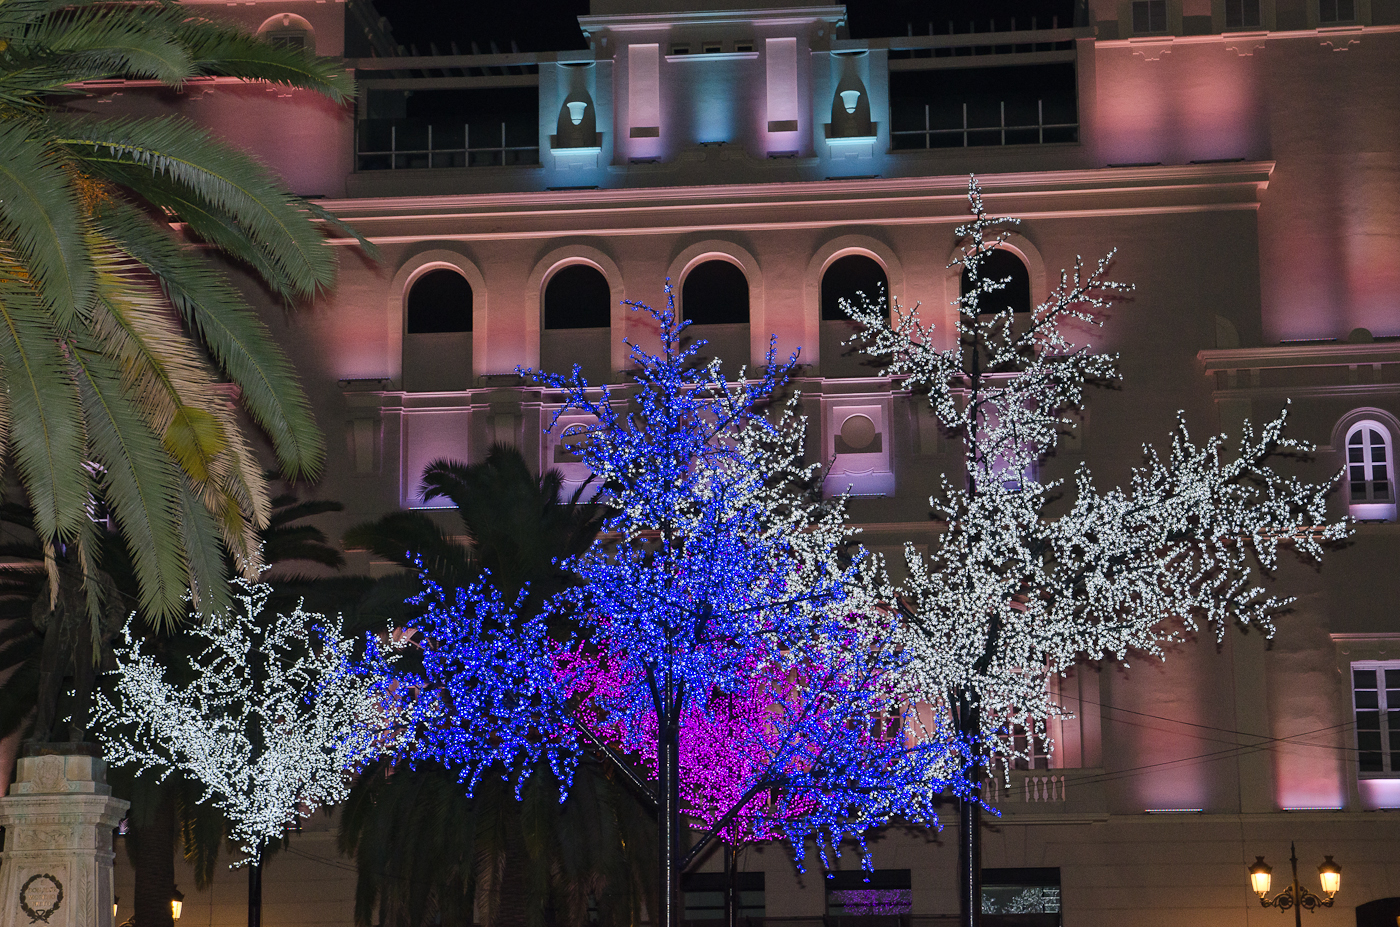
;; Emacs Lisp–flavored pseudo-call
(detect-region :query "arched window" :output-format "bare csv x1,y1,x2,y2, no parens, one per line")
681,260,749,325
407,269,472,334
821,254,888,321
544,265,611,330
1347,421,1395,520
257,13,315,52
961,248,1031,315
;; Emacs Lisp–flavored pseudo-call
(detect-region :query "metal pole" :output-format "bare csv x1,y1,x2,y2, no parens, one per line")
248,847,263,927
1291,842,1302,927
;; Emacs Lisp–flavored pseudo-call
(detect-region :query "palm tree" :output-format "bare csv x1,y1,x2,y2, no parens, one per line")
0,0,371,649
340,445,655,927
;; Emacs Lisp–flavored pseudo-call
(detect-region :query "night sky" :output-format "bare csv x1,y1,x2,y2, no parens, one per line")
369,0,1080,54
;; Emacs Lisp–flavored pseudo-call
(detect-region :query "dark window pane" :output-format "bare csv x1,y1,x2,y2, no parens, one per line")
545,265,611,329
963,248,1031,315
1357,731,1383,752
1350,448,1365,462
889,63,1077,150
1361,751,1384,772
682,261,750,325
1133,0,1166,31
1350,431,1364,445
407,269,472,333
822,255,889,321
1356,691,1379,710
1355,669,1377,689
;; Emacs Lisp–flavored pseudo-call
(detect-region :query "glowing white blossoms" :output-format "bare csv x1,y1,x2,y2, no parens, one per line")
94,581,402,861
842,177,1349,762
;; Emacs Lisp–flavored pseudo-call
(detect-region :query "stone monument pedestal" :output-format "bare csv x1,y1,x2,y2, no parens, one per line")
0,743,128,927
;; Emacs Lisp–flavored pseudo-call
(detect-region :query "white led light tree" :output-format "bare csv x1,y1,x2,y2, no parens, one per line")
841,177,1349,927
93,580,402,927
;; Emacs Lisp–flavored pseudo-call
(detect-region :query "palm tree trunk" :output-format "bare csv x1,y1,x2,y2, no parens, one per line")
133,787,176,927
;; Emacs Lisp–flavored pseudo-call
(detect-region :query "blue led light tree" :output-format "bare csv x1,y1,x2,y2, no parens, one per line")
388,290,975,927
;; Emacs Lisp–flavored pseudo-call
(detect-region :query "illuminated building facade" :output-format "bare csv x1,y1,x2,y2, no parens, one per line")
85,0,1400,923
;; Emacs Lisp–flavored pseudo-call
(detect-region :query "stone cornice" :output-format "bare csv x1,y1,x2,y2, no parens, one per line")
316,162,1274,241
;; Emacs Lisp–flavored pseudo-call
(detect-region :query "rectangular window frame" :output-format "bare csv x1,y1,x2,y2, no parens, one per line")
982,868,1062,926
1224,0,1262,28
1351,660,1400,778
1132,0,1169,33
1318,0,1357,21
825,869,913,918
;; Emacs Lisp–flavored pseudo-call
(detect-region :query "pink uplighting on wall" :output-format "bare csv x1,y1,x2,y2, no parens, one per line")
1357,778,1400,810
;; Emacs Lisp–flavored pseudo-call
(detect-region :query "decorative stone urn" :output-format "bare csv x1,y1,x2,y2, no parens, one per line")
0,743,128,927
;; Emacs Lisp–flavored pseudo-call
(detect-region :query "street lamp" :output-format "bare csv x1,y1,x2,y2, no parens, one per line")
171,885,185,921
1249,842,1340,927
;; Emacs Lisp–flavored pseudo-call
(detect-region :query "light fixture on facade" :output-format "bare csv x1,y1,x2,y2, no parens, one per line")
1250,843,1339,927
839,89,861,113
171,885,185,921
566,101,588,125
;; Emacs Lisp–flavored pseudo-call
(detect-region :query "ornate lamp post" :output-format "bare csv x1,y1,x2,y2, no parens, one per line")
1249,842,1341,927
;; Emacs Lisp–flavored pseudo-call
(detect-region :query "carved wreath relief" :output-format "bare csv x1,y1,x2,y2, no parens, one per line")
18,873,63,923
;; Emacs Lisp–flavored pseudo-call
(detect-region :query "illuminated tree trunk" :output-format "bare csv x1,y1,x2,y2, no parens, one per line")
723,843,738,927
657,710,681,927
954,698,981,927
248,848,263,927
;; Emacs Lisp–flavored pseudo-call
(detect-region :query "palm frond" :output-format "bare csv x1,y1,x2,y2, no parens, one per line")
266,495,343,528
96,199,325,477
0,120,93,326
0,276,89,542
178,478,232,624
0,0,70,38
68,329,192,624
54,115,338,299
301,198,381,260
343,510,475,586
87,246,272,545
12,5,195,85
177,28,354,102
